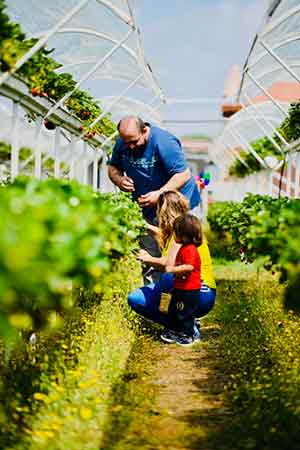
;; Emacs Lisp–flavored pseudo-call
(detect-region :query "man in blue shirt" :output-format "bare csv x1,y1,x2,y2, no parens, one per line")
108,116,201,223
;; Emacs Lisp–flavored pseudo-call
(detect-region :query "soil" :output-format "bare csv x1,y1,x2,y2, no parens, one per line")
101,323,232,450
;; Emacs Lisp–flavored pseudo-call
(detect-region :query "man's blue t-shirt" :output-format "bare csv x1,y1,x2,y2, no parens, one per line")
109,125,201,222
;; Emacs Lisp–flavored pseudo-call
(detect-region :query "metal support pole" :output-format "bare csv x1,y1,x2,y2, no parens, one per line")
34,120,43,179
295,152,300,198
268,169,274,197
96,0,133,26
286,154,292,197
11,102,19,180
83,160,88,185
54,127,61,178
92,157,99,191
69,137,76,180
82,142,88,184
99,152,108,192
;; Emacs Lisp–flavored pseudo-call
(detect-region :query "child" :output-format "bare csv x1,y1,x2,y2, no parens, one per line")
164,214,202,346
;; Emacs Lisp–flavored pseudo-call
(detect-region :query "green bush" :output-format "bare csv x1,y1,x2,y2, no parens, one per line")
214,264,300,450
0,177,144,343
0,257,142,449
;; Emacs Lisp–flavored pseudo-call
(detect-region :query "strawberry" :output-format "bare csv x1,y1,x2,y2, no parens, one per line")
44,120,56,130
31,87,38,96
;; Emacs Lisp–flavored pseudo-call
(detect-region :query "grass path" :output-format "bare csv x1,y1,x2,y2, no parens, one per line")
101,322,232,450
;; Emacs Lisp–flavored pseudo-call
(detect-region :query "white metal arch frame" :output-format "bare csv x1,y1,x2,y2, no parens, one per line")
247,33,300,80
0,0,165,188
210,102,290,172
242,62,300,94
262,3,300,38
0,0,91,87
38,27,138,64
239,1,300,125
43,28,134,119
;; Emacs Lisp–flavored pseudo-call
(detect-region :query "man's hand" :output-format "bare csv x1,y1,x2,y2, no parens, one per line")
119,176,135,192
138,190,161,207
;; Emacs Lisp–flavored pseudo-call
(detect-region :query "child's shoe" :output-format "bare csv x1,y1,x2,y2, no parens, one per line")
160,329,179,343
175,334,194,347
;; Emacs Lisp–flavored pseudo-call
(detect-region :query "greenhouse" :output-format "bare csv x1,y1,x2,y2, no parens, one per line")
0,1,300,449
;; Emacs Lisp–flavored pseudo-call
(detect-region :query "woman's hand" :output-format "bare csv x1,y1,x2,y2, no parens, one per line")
138,190,161,207
136,249,153,263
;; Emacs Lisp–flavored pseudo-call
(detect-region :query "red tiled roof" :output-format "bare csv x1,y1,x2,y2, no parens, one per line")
252,81,300,103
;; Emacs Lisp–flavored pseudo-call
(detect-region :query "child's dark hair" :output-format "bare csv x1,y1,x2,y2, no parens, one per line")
173,214,203,247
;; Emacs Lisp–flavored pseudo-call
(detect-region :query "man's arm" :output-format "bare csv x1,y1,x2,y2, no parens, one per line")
159,168,190,192
138,168,190,207
108,165,135,192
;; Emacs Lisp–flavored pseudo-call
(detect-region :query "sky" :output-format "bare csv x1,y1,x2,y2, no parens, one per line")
133,0,270,138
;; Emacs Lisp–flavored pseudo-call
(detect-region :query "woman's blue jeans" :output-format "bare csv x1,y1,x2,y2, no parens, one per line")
128,273,216,328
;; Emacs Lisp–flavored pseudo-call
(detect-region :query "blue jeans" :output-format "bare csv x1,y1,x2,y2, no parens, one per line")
128,273,216,328
169,289,201,337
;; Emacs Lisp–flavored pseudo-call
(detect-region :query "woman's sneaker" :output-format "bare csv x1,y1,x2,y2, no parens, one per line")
175,334,194,347
160,329,179,343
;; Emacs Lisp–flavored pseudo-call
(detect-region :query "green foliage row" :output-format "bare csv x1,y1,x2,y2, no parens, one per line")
0,177,144,343
207,195,300,309
214,268,300,450
0,257,142,449
0,1,116,139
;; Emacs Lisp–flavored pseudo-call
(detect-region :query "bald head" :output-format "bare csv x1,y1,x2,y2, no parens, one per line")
118,116,145,134
117,116,149,151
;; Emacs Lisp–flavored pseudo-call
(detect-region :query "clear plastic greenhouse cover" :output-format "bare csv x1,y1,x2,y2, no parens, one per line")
4,0,164,110
211,0,300,171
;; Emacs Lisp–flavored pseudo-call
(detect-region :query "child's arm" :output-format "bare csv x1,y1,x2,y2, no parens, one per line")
165,264,193,274
146,223,160,235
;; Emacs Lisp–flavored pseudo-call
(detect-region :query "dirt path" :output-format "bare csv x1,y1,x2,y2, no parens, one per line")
102,324,232,450
147,325,230,450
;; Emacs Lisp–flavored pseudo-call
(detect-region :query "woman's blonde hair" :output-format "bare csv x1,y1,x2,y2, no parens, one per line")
156,190,189,249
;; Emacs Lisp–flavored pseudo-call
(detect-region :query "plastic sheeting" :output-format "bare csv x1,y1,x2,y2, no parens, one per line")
100,95,163,125
210,0,300,172
209,101,290,174
4,0,163,116
240,0,300,104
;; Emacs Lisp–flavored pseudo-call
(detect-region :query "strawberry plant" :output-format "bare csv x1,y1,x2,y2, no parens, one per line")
208,195,300,310
0,177,145,344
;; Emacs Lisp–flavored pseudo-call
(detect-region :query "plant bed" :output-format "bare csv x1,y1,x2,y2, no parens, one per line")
0,258,142,450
